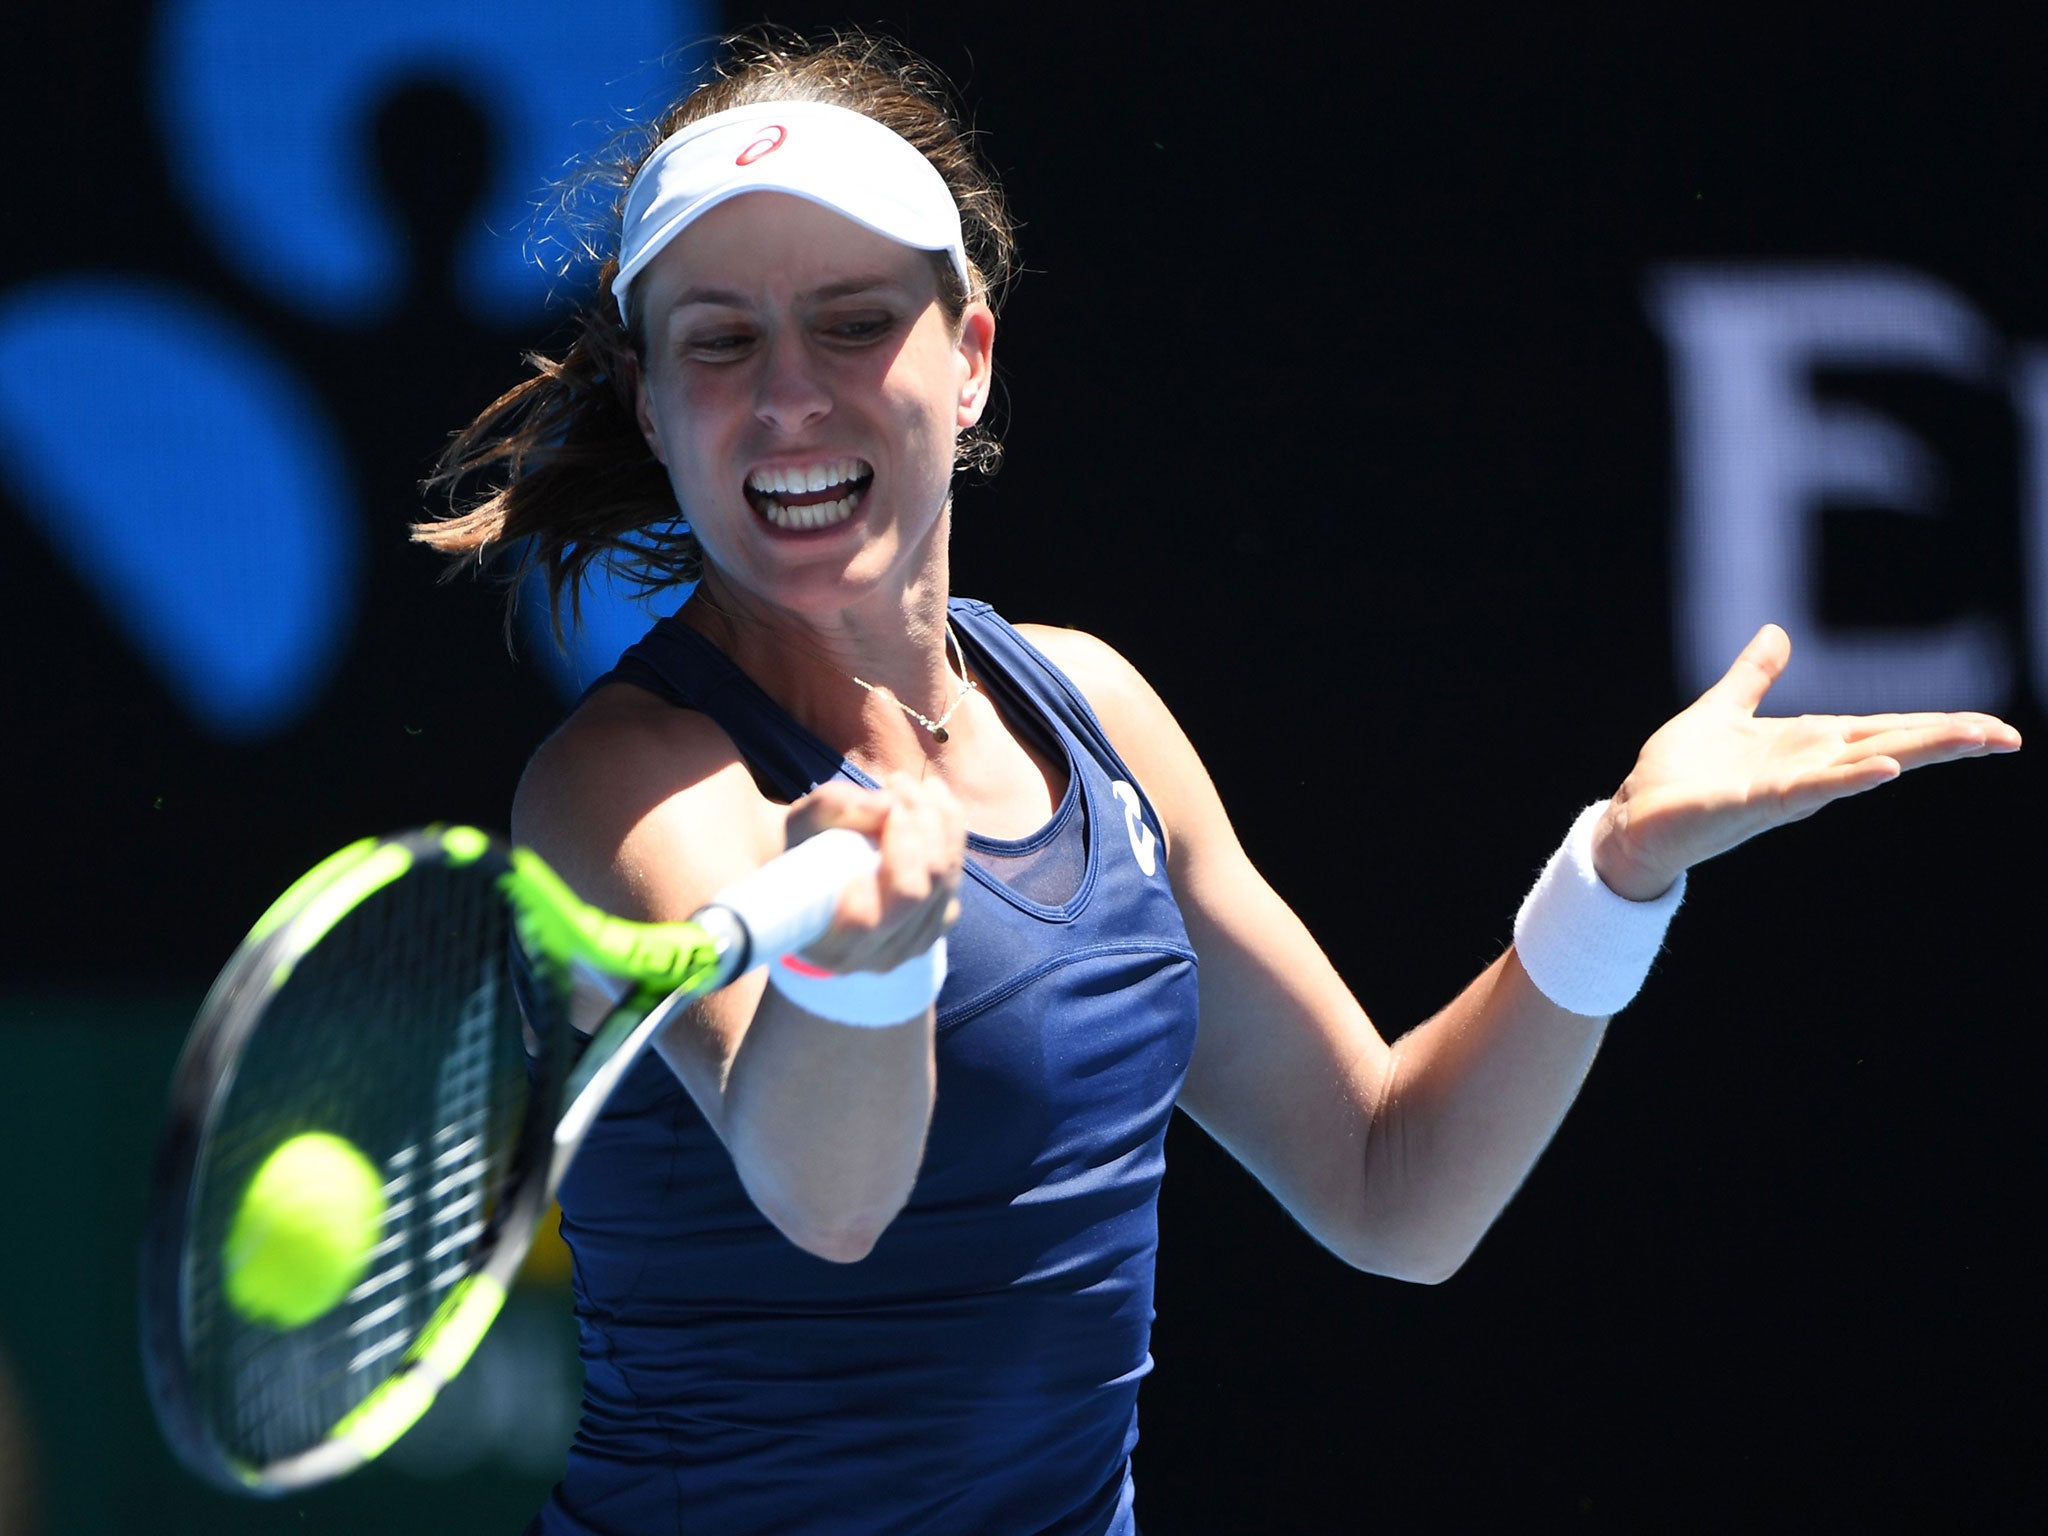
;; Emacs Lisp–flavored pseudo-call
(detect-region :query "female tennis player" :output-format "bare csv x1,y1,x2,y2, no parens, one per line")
417,30,2020,1536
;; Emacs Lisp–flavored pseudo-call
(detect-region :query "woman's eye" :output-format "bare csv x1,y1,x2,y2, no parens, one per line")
828,315,894,342
686,333,752,358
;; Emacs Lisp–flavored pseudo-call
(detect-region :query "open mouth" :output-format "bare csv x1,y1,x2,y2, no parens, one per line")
744,457,874,532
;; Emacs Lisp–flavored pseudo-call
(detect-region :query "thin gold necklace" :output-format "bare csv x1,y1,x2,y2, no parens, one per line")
848,625,977,742
692,593,977,743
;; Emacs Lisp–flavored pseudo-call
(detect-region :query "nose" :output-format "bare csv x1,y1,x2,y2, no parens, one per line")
754,330,831,434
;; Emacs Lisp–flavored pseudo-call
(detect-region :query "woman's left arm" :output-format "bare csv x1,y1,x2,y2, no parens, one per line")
1025,623,2020,1285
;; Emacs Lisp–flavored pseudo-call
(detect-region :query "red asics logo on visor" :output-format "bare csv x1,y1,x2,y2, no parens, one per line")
735,126,787,166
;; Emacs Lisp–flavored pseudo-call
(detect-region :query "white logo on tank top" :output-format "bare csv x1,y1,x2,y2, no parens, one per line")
1110,780,1158,877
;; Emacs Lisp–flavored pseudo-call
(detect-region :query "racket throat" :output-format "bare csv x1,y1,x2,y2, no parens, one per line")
550,910,748,1184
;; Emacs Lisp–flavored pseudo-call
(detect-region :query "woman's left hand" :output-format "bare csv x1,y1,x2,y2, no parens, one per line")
1591,623,2023,900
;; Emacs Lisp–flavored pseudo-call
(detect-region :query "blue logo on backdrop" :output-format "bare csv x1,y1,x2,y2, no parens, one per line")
156,0,687,326
0,279,358,739
0,0,698,740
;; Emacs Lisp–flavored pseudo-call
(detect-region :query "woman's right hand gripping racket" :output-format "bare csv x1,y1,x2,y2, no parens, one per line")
140,823,878,1495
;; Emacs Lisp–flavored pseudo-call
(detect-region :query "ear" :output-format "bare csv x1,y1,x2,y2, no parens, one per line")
628,353,668,465
954,302,996,429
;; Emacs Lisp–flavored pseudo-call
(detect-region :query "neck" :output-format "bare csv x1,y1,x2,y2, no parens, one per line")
681,532,965,769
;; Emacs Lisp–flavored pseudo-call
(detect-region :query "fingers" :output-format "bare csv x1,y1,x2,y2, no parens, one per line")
1704,623,1792,712
788,773,965,974
1835,711,1970,742
785,779,893,844
1828,716,2022,776
1774,754,1902,820
1746,710,2015,828
1836,711,2022,756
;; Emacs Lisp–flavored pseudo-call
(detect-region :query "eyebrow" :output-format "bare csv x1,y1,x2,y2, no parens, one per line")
667,275,911,311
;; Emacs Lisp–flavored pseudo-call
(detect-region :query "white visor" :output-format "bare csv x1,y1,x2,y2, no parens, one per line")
611,100,970,324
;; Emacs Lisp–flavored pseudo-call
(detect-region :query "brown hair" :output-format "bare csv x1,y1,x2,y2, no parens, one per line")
412,28,1018,637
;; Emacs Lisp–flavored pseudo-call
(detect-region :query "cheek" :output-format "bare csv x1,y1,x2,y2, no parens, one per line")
649,377,737,481
877,346,964,449
876,383,954,489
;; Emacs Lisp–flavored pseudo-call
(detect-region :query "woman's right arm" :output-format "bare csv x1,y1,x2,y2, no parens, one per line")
511,685,963,1262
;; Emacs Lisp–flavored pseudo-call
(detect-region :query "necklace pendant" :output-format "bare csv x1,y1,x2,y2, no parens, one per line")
931,725,949,744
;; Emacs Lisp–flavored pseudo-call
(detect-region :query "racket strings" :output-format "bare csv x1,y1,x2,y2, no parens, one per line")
183,859,550,1470
421,974,504,1283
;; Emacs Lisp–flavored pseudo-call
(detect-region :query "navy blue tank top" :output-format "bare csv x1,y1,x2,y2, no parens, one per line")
535,599,1198,1536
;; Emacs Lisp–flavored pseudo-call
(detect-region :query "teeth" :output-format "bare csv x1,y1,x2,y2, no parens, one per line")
756,489,862,530
748,457,867,496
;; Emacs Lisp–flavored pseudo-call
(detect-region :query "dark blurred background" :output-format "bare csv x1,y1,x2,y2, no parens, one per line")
3,2,2042,1531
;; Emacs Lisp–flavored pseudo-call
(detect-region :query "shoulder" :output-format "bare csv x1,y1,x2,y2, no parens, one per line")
1011,623,1162,730
512,680,786,920
1010,623,1217,863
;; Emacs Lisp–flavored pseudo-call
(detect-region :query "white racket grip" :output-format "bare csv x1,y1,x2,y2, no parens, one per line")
706,827,882,972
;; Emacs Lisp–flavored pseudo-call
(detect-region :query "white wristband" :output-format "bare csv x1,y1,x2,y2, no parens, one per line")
1512,802,1684,1017
766,938,948,1027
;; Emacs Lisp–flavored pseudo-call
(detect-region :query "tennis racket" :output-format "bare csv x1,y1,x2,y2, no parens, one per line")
140,822,878,1495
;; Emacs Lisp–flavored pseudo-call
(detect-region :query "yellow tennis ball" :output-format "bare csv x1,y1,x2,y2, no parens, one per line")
222,1132,387,1330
